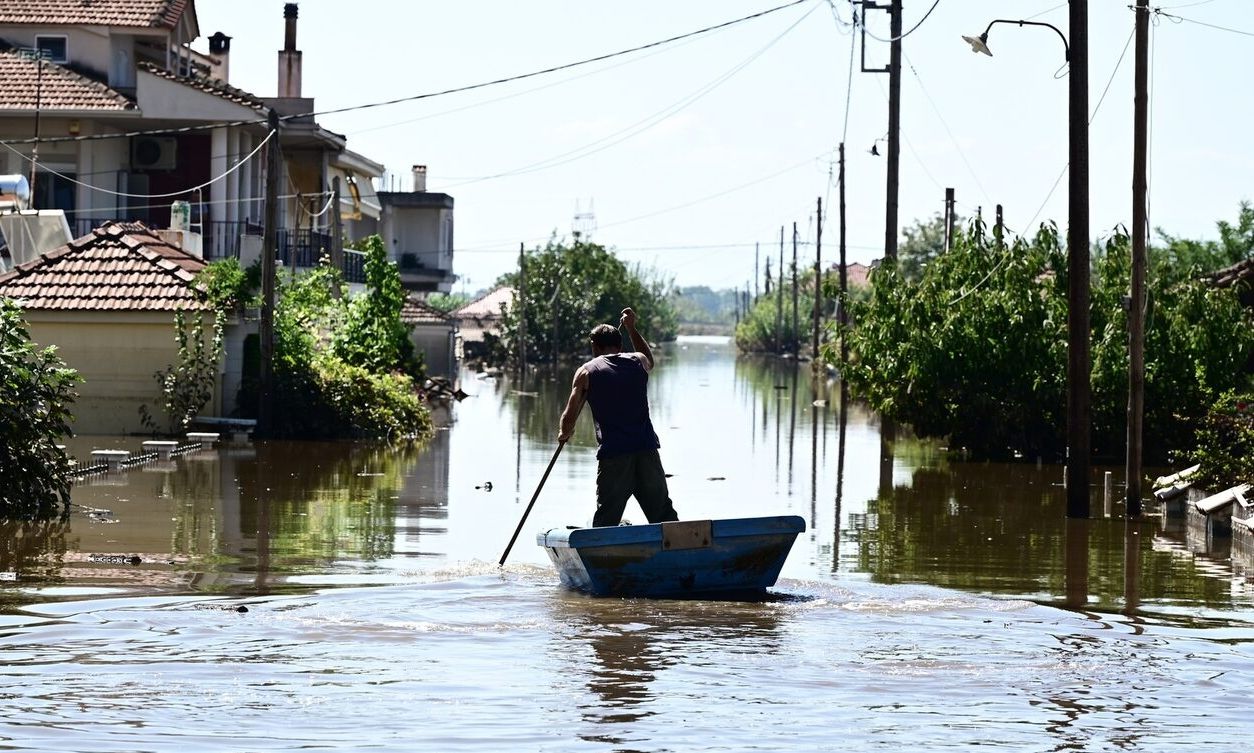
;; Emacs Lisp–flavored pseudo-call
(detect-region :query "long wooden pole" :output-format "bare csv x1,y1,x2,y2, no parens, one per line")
1126,0,1149,517
776,226,784,353
1067,0,1092,518
791,222,799,354
499,440,567,566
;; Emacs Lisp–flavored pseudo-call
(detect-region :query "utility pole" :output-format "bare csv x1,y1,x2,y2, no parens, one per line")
776,226,785,354
257,108,281,437
791,222,799,354
839,147,848,367
995,204,1004,246
517,242,527,376
813,191,825,363
884,0,903,261
755,243,760,301
1127,0,1149,518
943,188,955,253
20,49,46,206
1067,0,1092,519
330,176,343,299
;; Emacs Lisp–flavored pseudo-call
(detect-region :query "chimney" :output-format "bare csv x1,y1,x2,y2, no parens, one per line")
277,3,302,98
412,165,427,192
208,32,231,82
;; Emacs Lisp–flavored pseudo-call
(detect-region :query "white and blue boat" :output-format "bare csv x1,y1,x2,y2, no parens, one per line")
536,515,805,598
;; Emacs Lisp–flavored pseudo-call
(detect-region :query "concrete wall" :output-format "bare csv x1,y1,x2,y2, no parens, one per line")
27,311,224,435
411,323,456,378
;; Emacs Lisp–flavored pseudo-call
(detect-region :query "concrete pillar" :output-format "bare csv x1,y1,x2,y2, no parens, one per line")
210,126,228,235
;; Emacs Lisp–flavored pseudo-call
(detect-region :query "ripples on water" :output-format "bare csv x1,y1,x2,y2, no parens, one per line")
2,571,1250,752
4,338,1254,751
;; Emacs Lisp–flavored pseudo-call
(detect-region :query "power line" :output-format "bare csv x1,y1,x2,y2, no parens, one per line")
436,3,816,190
1157,10,1254,37
0,129,275,199
0,0,813,147
856,0,942,43
902,50,991,206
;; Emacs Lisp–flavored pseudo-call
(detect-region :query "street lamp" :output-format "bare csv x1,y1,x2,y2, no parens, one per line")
961,19,1071,61
964,5,1091,519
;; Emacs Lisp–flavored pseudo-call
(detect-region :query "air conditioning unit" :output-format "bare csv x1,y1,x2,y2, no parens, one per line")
131,137,177,170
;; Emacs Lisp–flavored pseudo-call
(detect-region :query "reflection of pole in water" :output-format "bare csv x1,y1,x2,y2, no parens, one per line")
810,401,818,526
515,372,523,501
787,363,798,495
255,448,272,592
1064,518,1089,610
878,423,894,498
1123,519,1142,624
833,380,848,573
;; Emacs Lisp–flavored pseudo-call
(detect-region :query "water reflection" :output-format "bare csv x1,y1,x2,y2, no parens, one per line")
549,594,784,745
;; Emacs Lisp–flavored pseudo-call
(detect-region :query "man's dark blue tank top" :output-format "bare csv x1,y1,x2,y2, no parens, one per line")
583,353,660,460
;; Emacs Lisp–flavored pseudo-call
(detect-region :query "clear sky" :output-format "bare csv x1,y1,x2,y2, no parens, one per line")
195,0,1254,295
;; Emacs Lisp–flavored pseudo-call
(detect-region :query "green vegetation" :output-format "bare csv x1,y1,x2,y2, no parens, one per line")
831,213,1254,463
670,286,738,333
735,266,826,353
140,310,225,434
1186,392,1254,491
0,298,79,519
224,237,431,441
491,237,677,364
425,292,472,314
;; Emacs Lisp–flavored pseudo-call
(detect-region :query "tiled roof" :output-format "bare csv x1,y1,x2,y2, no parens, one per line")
0,0,188,28
0,48,135,112
400,295,452,326
0,221,209,311
454,286,514,320
137,60,266,113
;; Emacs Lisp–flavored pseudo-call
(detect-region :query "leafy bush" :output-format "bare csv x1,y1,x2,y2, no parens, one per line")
336,235,422,379
141,310,224,434
1185,391,1254,490
0,299,79,519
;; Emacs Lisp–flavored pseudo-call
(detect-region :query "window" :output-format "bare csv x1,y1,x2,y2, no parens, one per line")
34,35,68,63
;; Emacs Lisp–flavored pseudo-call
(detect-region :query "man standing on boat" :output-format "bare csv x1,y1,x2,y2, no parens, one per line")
558,307,680,528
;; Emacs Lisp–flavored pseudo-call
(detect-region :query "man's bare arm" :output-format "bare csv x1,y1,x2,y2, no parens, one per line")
558,367,588,442
620,307,653,370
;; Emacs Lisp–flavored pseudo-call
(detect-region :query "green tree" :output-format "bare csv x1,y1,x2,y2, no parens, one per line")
1156,201,1254,272
335,235,422,379
425,292,471,314
493,237,677,364
141,309,225,434
829,216,1254,462
1,299,80,519
897,212,958,283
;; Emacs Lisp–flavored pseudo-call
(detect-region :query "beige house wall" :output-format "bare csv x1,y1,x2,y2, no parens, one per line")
26,311,223,436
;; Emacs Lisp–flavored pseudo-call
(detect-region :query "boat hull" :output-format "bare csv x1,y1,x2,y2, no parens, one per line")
536,515,805,598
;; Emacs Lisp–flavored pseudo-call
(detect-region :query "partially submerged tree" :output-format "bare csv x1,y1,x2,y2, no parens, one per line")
1,298,80,519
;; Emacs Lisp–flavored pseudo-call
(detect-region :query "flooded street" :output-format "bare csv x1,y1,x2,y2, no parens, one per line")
3,336,1253,751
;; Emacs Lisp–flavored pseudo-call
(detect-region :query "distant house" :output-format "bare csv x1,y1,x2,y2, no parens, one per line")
378,165,455,294
453,286,514,359
830,261,872,288
0,221,237,434
400,293,456,378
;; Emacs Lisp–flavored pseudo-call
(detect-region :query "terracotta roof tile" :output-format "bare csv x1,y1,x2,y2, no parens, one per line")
0,0,187,28
0,48,135,112
0,221,209,311
453,286,514,319
401,294,452,326
137,60,266,113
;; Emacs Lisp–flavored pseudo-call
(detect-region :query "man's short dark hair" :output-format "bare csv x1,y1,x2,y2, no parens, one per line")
588,324,621,348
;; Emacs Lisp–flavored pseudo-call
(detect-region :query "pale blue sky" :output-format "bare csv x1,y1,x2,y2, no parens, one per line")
197,0,1254,293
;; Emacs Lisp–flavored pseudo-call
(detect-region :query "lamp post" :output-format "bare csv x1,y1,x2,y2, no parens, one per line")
964,4,1091,519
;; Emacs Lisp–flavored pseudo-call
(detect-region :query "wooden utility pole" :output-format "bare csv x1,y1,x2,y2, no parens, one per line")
884,0,902,261
839,148,848,367
330,176,343,299
1127,0,1149,518
943,187,955,253
517,242,527,375
1067,0,1092,518
257,108,280,437
791,222,799,354
995,204,1004,246
776,226,784,354
813,191,825,363
754,243,760,301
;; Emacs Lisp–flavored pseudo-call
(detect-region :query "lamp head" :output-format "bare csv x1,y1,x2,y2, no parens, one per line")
962,33,993,56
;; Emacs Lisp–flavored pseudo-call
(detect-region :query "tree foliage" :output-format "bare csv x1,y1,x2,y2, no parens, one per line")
248,238,431,441
141,309,225,435
830,216,1254,462
1,299,79,519
492,237,677,364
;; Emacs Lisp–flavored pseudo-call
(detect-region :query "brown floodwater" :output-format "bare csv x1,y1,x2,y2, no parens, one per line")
1,335,1251,752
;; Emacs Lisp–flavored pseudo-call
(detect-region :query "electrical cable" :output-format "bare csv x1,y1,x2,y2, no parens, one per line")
903,50,992,206
856,0,942,43
0,0,814,147
0,129,275,198
52,191,327,216
1157,11,1254,38
436,2,816,190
